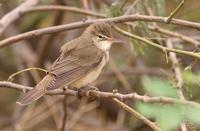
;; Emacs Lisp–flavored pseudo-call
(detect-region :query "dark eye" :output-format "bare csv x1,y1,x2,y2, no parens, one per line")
98,35,103,39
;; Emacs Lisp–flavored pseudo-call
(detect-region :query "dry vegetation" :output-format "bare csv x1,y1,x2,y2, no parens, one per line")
1,0,200,131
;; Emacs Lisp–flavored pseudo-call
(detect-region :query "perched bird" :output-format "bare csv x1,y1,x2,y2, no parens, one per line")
17,22,118,105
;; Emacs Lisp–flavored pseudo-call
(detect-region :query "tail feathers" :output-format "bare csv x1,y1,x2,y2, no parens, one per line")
16,88,45,106
16,75,55,106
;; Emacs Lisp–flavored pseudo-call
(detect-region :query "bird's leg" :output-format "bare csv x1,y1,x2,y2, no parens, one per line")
77,87,85,99
86,85,99,101
77,85,99,99
87,85,99,92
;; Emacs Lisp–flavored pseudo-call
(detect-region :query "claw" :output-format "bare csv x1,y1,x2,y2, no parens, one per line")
87,85,99,92
77,85,99,101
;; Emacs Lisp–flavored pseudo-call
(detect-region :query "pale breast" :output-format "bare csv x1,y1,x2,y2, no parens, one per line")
70,52,109,88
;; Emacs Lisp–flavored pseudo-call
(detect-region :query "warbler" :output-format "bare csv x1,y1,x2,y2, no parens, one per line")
17,22,118,105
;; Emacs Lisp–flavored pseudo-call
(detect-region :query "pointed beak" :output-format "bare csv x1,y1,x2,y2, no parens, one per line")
108,38,124,44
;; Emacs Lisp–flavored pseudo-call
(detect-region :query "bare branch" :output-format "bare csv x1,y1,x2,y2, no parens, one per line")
149,26,200,46
61,96,67,131
166,39,187,131
0,81,32,90
0,0,40,36
114,26,200,59
1,81,200,109
113,98,161,131
20,5,104,18
165,0,185,23
1,14,200,48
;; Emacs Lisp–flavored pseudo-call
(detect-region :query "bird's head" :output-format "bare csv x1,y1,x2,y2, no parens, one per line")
83,22,117,51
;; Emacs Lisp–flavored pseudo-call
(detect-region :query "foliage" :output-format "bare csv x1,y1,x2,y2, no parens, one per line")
137,76,200,131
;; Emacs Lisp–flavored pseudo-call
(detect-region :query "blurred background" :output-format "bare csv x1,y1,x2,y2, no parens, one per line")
1,0,200,131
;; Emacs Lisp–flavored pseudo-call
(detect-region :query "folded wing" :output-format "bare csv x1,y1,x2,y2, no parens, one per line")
47,44,103,90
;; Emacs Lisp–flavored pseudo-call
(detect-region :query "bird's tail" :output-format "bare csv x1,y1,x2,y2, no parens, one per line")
16,74,55,106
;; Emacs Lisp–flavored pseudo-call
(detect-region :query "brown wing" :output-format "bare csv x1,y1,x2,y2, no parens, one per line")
47,43,103,90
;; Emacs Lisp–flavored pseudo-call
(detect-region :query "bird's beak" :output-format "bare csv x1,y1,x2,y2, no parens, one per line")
108,38,124,44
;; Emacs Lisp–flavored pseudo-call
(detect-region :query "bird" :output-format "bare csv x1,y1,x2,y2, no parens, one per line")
17,22,118,105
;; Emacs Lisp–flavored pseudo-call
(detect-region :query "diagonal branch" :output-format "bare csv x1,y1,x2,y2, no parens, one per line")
149,26,200,46
0,0,40,36
114,26,200,59
165,0,185,23
113,98,161,131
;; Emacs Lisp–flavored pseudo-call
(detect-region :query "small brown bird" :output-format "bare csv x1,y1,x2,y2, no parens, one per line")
17,22,117,105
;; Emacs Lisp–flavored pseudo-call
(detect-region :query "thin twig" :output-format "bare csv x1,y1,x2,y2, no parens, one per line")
149,26,200,46
61,95,67,131
166,39,187,131
112,98,161,131
165,0,185,23
166,39,185,100
8,67,47,81
114,26,200,59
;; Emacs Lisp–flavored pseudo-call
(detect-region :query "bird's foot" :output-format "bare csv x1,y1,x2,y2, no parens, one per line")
87,85,99,92
77,85,99,100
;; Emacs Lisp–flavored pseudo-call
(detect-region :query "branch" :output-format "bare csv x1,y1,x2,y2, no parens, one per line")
114,26,200,59
19,5,104,18
149,26,200,47
166,39,185,99
113,98,161,131
61,96,67,131
86,89,200,109
1,14,200,48
0,0,40,36
0,81,32,90
166,39,187,131
1,81,200,109
165,0,185,23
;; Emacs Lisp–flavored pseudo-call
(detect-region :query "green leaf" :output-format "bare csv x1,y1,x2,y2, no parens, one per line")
157,105,183,131
136,103,160,118
185,107,200,125
141,76,178,98
136,103,184,131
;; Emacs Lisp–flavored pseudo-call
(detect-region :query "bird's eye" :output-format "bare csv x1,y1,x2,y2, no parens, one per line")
98,35,103,39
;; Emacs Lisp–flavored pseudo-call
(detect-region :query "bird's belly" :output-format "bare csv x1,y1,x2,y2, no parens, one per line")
70,53,108,88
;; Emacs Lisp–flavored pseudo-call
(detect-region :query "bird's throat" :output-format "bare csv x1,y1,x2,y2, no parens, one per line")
96,41,112,51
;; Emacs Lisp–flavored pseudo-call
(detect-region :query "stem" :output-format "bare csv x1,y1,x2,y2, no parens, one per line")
8,67,47,81
113,98,161,131
114,26,200,60
165,0,185,23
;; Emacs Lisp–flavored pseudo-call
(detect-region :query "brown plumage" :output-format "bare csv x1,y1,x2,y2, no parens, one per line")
17,22,113,105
